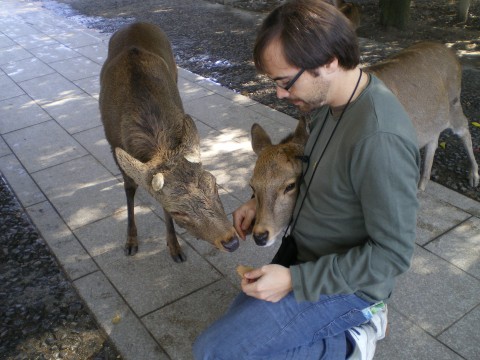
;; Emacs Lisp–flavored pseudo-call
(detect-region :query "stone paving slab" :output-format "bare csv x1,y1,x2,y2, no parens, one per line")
390,245,480,337
73,207,223,317
74,271,170,360
29,42,79,63
73,125,120,175
1,56,56,82
3,120,88,172
73,74,100,99
416,190,471,246
0,137,10,158
438,305,480,360
1,1,479,359
19,72,84,104
41,93,102,134
0,94,51,134
0,153,47,207
31,155,126,230
376,308,463,360
425,216,480,279
26,200,99,280
143,279,239,360
0,73,24,100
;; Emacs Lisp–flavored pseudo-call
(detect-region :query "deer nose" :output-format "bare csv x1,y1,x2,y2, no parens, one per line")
253,231,269,246
222,237,239,252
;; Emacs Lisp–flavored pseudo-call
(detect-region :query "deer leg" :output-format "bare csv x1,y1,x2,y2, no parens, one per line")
460,133,479,187
163,209,187,263
450,104,480,187
419,140,439,191
453,128,480,187
124,176,139,256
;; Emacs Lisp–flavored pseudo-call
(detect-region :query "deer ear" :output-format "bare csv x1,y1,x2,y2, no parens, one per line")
115,148,150,187
251,123,272,155
181,114,201,163
151,173,164,191
184,151,201,163
292,117,309,145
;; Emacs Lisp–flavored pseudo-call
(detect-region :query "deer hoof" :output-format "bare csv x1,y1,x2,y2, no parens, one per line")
124,244,139,256
171,251,187,263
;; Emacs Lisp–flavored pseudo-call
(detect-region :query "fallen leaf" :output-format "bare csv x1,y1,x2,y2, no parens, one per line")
471,122,480,127
112,313,122,324
439,142,446,149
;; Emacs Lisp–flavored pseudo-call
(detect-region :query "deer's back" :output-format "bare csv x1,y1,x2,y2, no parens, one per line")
99,22,185,163
366,42,462,147
105,22,177,78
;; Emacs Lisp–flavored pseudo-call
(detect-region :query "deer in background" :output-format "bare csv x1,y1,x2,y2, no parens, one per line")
326,0,361,29
99,22,239,262
367,42,479,191
249,42,479,246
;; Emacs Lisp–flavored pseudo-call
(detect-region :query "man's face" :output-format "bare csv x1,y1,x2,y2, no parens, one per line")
261,38,331,113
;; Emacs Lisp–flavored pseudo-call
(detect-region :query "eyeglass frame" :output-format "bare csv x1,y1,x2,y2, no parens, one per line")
277,68,306,91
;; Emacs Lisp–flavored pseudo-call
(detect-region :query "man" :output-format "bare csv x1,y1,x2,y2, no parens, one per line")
193,1,420,359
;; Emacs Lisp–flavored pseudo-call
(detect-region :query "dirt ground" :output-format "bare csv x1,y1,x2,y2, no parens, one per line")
42,0,480,198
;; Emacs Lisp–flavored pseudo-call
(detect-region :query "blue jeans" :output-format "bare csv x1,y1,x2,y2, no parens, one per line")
193,292,372,360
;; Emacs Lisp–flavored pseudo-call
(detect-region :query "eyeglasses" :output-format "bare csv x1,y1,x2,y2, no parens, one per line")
278,68,305,91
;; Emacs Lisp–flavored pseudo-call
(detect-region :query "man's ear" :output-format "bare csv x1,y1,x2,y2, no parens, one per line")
323,58,339,74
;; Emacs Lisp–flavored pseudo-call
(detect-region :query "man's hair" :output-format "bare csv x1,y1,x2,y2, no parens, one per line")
253,0,359,73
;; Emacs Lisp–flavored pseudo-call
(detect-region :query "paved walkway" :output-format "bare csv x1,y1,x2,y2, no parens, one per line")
1,1,479,359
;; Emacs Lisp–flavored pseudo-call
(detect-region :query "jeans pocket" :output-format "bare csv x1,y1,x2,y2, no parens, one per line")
313,308,368,341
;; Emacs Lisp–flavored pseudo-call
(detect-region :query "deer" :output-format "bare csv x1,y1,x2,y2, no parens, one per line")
249,117,309,246
367,41,479,191
249,41,479,246
99,22,239,262
326,0,361,29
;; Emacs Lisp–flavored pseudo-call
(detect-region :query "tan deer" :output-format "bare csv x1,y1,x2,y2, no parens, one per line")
367,42,479,191
250,118,309,246
99,22,239,262
326,0,361,29
250,42,479,245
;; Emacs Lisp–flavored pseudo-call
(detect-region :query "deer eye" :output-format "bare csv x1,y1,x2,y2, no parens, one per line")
284,183,296,194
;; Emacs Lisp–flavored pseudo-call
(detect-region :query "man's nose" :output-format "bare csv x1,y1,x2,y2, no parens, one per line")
276,86,289,99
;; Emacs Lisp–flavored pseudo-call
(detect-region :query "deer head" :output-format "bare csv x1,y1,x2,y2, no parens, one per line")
250,117,309,247
115,146,239,252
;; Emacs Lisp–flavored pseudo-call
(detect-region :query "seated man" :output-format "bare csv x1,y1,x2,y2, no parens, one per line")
194,1,420,359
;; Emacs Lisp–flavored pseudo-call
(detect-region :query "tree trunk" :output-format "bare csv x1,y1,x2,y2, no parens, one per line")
379,0,412,30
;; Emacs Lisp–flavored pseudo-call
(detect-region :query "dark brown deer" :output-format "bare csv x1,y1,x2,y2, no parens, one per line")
249,42,479,246
99,22,239,262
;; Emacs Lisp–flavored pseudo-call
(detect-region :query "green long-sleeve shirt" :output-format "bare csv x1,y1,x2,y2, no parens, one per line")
290,74,420,303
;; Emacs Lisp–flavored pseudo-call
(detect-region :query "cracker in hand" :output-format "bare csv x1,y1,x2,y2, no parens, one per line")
236,265,254,278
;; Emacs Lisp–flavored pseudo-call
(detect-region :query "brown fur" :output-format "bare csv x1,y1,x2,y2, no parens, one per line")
99,22,239,261
324,0,361,29
249,118,309,246
366,41,479,190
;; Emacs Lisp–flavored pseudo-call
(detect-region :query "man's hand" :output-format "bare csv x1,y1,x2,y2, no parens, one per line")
241,264,292,303
232,198,256,240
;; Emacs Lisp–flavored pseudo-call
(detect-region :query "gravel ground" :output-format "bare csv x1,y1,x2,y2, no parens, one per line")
1,0,479,358
0,176,122,359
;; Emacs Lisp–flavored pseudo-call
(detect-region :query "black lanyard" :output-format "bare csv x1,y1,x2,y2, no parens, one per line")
283,69,363,238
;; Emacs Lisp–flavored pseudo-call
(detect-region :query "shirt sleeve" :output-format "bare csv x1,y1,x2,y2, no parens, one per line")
290,132,420,302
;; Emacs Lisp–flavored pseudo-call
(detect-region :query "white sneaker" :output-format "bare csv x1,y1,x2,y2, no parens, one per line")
347,304,388,360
